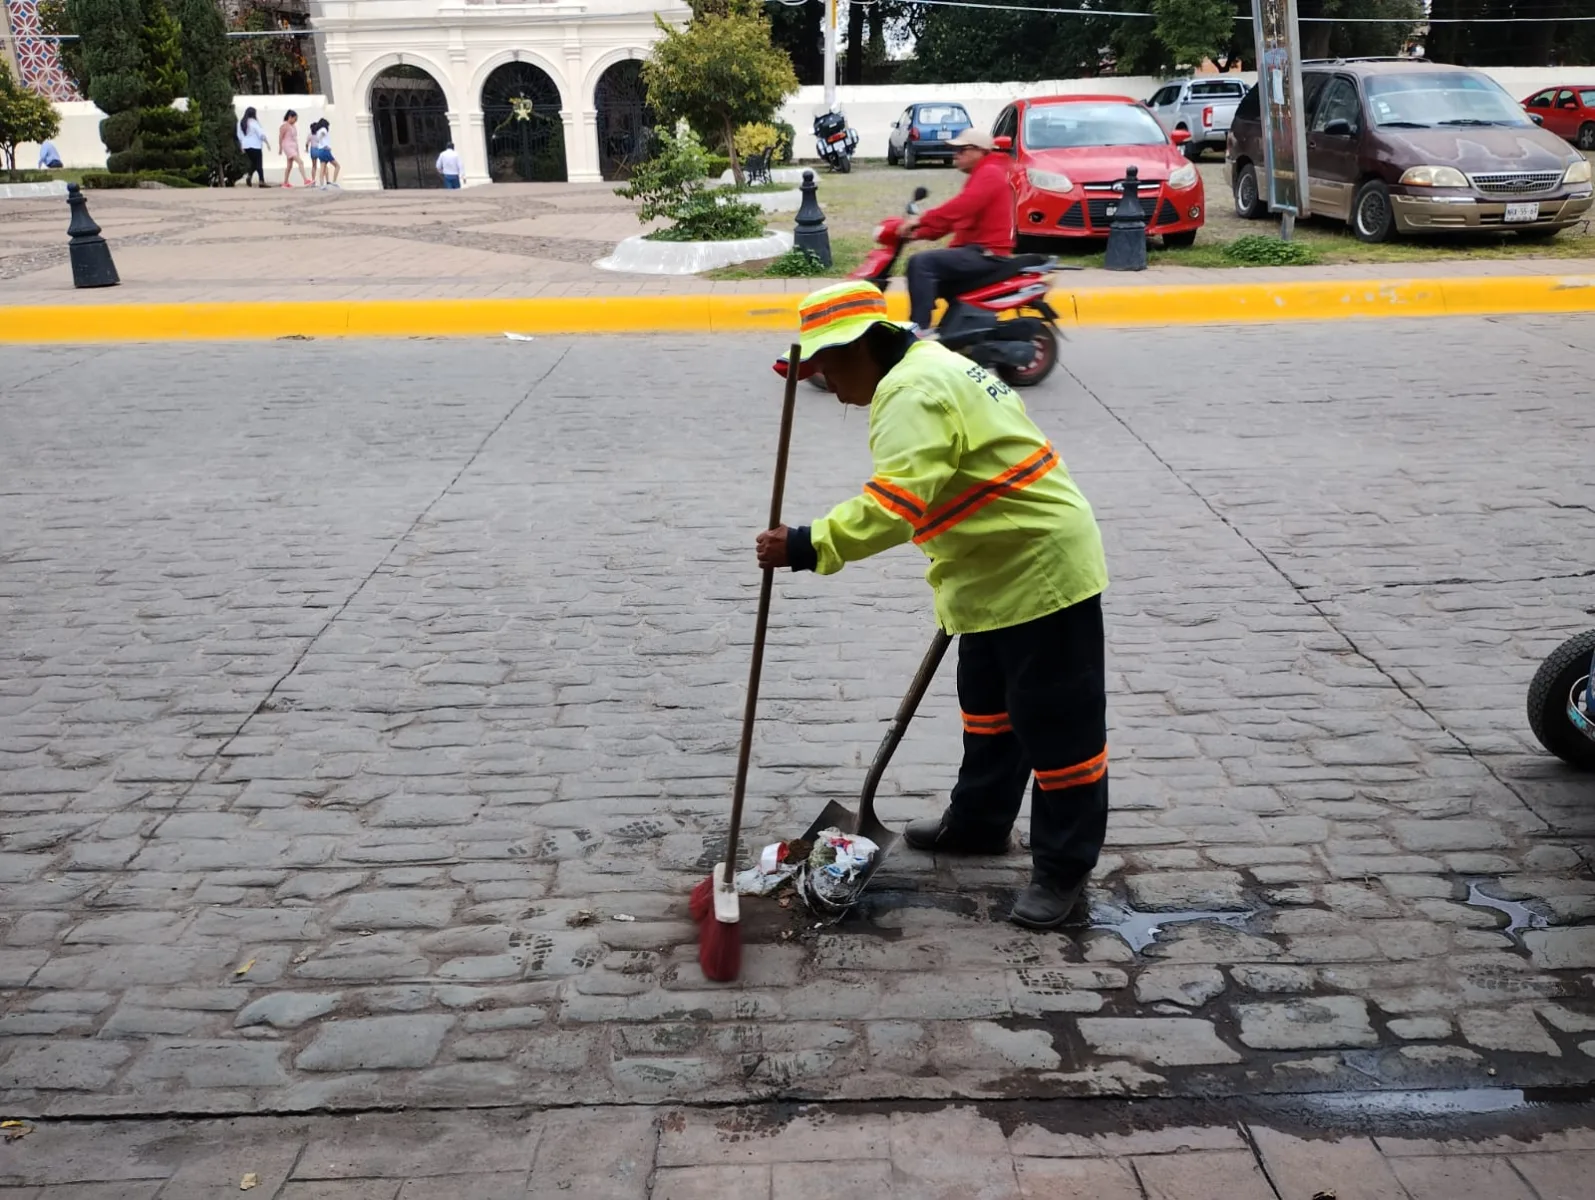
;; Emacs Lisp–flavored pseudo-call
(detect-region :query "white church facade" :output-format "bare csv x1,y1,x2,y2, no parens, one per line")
3,0,690,188
309,0,690,188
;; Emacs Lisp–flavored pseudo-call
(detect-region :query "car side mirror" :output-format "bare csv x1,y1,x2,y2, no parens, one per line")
1530,113,1545,126
993,135,1013,153
911,186,929,201
1322,118,1355,137
1170,128,1191,145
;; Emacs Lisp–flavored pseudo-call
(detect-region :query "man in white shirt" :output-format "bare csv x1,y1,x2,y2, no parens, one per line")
435,144,464,189
37,139,62,169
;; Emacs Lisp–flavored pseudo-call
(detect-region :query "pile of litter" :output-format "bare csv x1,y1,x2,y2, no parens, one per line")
734,828,879,913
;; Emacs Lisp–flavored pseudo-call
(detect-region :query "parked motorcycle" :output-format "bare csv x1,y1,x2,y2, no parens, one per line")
854,185,1063,387
1528,629,1595,769
813,107,858,174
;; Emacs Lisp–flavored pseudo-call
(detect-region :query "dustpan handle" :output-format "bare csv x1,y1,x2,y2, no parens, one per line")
722,342,802,889
857,629,953,827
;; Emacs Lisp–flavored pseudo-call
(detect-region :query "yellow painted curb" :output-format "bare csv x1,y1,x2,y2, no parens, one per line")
2,275,1591,343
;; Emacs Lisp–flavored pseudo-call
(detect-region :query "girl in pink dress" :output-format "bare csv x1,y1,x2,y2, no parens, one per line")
278,111,312,188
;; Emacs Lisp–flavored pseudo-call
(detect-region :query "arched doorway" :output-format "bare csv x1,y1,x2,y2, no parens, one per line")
482,61,566,183
370,65,452,189
595,60,655,181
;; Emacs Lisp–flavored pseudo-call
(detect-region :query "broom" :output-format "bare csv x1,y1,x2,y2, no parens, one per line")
693,342,802,982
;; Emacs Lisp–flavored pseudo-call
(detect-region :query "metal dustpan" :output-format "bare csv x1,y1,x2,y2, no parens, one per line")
799,629,953,913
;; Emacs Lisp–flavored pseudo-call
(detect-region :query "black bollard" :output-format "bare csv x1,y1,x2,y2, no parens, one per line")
1103,166,1148,273
66,183,120,289
793,170,832,268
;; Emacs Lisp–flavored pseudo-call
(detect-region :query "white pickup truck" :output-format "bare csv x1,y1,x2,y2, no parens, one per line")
1145,77,1250,161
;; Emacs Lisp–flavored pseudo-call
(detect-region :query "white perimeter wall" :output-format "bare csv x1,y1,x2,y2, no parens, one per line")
24,67,1580,178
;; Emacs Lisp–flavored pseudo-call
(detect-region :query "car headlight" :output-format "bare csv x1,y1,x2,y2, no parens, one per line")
1399,165,1469,188
1167,163,1199,190
1025,168,1074,193
1564,158,1592,185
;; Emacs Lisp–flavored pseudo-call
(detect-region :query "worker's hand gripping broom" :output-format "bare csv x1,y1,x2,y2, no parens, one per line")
692,342,802,982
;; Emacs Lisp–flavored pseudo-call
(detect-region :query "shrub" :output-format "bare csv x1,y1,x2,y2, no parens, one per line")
765,247,829,277
704,154,731,179
615,124,712,222
81,169,199,188
648,188,766,242
771,119,795,163
733,121,782,161
1221,235,1320,266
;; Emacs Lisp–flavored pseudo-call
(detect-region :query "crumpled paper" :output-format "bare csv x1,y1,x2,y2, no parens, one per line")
799,827,879,908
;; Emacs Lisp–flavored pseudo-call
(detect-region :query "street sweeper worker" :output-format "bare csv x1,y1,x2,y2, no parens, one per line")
757,280,1109,931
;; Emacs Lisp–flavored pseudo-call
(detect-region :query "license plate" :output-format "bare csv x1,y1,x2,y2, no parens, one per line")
938,130,952,139
1505,202,1540,222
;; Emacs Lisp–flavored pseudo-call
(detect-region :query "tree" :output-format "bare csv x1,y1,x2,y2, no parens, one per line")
0,62,62,174
179,0,243,185
899,8,1109,83
643,0,798,183
66,0,144,165
1152,0,1234,69
108,0,204,179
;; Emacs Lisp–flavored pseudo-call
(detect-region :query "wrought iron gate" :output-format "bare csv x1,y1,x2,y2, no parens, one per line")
482,62,566,183
596,60,655,181
371,67,452,190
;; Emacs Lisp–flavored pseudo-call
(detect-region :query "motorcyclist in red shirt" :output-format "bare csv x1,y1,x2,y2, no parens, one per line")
901,129,1016,335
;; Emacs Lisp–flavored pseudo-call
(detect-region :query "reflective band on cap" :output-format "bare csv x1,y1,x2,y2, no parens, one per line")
800,290,889,332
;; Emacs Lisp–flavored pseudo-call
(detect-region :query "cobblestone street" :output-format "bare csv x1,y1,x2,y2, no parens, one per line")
1,317,1592,1128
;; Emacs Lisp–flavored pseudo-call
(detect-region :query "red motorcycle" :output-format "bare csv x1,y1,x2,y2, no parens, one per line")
850,185,1064,388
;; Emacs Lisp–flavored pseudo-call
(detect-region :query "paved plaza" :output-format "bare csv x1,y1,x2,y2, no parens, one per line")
1,179,1589,308
1,316,1593,1192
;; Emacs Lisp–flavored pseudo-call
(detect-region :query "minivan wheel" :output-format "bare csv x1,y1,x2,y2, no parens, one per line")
1234,164,1267,219
1578,123,1595,150
1352,180,1396,243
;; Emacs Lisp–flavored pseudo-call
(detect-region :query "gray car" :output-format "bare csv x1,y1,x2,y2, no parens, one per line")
1146,77,1249,160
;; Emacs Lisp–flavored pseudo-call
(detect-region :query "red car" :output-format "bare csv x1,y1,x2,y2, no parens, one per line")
1522,85,1595,150
994,94,1206,248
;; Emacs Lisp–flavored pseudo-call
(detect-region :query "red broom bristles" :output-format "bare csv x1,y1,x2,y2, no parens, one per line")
699,914,742,982
688,876,713,925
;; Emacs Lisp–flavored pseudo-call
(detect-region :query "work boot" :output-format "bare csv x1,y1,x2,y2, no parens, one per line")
903,810,1011,856
1009,874,1089,931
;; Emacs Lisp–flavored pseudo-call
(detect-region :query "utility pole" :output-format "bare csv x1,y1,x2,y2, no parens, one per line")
823,0,838,109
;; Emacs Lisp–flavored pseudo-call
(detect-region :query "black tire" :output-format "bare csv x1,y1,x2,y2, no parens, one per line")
1234,163,1267,219
887,143,899,166
836,153,852,174
998,321,1058,388
903,144,917,170
1162,229,1198,249
1578,123,1595,151
1352,179,1396,243
1527,628,1595,770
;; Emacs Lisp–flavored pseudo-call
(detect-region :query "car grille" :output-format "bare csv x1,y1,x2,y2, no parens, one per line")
1468,170,1563,195
1060,197,1179,230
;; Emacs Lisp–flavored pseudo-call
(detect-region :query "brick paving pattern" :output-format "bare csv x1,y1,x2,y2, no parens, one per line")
0,319,1591,1125
1,1103,1592,1197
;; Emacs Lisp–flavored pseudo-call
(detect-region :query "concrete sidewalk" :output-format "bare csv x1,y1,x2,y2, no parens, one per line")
5,1101,1593,1198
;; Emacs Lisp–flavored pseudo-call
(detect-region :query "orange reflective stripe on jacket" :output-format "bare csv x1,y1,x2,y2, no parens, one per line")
961,710,1014,736
864,477,926,523
1034,746,1108,791
911,443,1058,546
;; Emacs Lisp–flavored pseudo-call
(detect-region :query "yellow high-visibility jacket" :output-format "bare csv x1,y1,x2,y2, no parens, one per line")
789,341,1107,635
